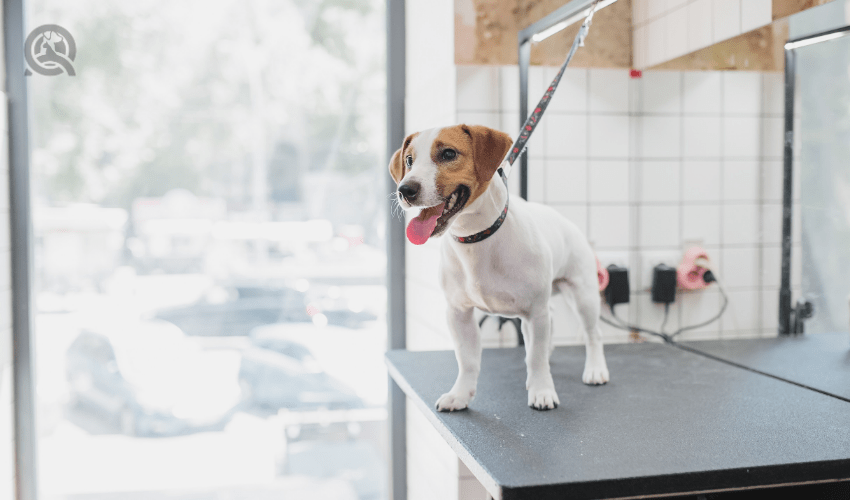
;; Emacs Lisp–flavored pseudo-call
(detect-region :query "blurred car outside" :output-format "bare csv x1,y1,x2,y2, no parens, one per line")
238,325,364,416
155,285,377,337
65,320,242,437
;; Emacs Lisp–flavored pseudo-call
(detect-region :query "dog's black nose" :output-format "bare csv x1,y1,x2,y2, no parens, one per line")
398,182,420,202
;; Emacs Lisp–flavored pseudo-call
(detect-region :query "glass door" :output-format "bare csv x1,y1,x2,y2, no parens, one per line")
796,30,850,334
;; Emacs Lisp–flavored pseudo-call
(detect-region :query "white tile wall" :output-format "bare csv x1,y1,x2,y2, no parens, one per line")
406,0,456,131
590,161,630,203
589,69,630,113
712,0,742,44
683,72,722,113
633,0,775,69
682,204,721,245
546,160,587,204
683,116,721,157
434,67,788,348
666,5,689,61
640,161,680,203
722,72,763,115
682,160,722,201
741,0,773,33
640,116,682,158
590,205,632,248
641,71,682,113
722,160,760,201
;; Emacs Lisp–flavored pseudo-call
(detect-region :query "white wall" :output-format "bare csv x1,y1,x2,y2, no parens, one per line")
633,0,774,68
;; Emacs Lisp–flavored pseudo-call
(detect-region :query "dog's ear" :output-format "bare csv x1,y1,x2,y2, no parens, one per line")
388,147,405,185
388,133,416,185
462,125,513,183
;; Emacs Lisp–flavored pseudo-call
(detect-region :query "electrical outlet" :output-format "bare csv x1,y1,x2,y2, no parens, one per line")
639,250,681,292
596,251,630,269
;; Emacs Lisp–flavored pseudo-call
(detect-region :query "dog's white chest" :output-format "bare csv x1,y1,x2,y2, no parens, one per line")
441,238,540,317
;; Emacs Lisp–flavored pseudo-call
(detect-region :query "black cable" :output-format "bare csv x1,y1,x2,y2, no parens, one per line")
659,303,670,335
669,281,729,340
599,272,727,344
600,304,671,342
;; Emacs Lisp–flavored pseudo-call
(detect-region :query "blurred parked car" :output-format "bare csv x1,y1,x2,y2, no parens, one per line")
65,321,241,437
155,285,376,336
239,325,363,413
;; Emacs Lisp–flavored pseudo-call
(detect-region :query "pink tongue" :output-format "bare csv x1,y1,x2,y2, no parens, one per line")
406,203,445,245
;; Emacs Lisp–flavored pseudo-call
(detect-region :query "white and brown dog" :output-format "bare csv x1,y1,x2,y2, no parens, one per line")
389,124,609,411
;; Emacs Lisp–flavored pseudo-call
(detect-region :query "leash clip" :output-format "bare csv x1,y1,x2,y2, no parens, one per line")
578,0,600,47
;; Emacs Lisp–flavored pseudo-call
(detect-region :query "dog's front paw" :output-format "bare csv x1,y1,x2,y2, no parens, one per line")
582,359,610,385
527,386,560,411
435,391,473,412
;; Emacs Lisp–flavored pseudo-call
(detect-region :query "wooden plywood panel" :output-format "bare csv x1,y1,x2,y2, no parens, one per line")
455,0,632,68
773,0,838,20
652,19,789,72
453,0,838,70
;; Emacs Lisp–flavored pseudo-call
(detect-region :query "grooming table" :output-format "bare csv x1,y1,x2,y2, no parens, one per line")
386,341,850,500
679,332,850,401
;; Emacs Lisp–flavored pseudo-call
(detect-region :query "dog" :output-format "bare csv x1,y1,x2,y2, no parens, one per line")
389,124,609,411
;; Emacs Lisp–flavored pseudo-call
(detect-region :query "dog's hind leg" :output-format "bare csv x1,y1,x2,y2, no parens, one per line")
436,306,482,412
522,306,560,410
555,279,609,385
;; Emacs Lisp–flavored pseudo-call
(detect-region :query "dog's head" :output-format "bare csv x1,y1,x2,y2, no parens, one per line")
388,125,513,245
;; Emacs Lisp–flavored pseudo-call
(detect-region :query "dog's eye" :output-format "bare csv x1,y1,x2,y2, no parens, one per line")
441,149,457,161
405,155,413,169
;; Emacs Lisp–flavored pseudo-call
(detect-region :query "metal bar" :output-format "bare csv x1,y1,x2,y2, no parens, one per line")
518,0,598,45
785,24,850,48
4,0,37,498
518,40,530,200
779,48,796,335
386,0,407,498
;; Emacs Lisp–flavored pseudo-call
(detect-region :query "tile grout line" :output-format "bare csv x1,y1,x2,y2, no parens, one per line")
719,71,727,337
756,72,766,337
586,69,591,238
678,71,685,331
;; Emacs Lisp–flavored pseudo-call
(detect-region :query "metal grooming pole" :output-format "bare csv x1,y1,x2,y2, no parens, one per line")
517,0,604,200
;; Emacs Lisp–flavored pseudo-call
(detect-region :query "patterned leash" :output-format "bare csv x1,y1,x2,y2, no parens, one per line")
454,1,602,244
501,0,602,178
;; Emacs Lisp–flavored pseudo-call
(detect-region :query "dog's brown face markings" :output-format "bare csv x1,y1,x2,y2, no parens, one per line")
389,125,513,239
388,132,418,185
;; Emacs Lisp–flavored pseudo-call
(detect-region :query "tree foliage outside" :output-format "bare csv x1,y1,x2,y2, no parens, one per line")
29,0,386,218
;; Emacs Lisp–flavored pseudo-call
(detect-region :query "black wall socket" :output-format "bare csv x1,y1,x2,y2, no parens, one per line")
651,264,677,304
605,265,630,306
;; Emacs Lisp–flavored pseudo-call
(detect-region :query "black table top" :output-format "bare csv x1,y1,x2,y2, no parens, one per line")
386,342,850,500
680,332,850,401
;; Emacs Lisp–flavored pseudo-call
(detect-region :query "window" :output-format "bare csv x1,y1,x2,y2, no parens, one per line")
29,1,389,498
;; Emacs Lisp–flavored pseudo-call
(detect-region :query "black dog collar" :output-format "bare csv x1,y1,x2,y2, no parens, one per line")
453,168,509,244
